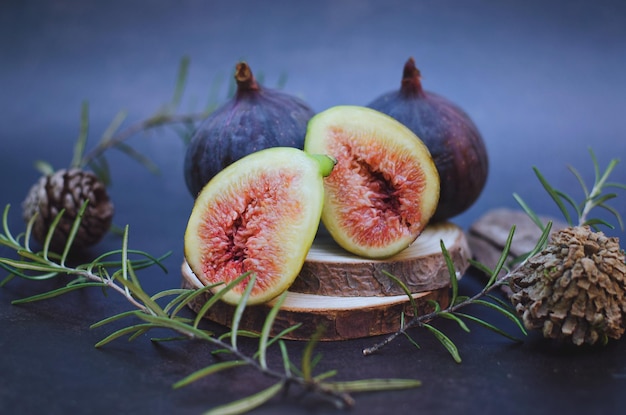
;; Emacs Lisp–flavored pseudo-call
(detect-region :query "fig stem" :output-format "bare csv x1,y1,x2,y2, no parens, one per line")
400,57,425,98
235,61,260,93
309,154,337,177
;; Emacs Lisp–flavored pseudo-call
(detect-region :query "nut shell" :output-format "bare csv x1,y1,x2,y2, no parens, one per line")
22,168,114,251
509,226,626,346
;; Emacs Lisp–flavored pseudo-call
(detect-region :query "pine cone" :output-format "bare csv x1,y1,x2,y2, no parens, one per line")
22,168,114,251
509,226,626,346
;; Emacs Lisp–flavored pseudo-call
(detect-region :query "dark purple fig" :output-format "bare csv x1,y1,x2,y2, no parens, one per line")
367,57,489,222
184,61,315,197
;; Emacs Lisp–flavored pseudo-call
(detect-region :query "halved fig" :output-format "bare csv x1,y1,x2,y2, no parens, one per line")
184,147,334,305
304,106,440,259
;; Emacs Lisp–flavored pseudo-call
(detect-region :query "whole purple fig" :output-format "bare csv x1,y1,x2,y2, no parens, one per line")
367,57,489,222
184,62,315,197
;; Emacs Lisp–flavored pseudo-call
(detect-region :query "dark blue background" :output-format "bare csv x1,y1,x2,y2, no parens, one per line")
1,1,625,414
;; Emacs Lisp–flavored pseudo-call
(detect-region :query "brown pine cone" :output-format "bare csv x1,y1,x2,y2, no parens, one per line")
509,226,626,346
22,168,114,251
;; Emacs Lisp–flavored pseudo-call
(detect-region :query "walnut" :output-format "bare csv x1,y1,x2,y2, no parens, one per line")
22,168,114,251
509,226,626,346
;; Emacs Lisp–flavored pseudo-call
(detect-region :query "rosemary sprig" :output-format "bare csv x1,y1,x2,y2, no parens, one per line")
0,204,421,413
364,148,623,361
514,147,625,231
363,226,535,360
63,57,210,184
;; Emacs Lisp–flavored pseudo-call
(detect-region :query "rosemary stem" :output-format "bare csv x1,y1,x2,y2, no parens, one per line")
188,333,354,408
79,111,207,168
362,268,519,356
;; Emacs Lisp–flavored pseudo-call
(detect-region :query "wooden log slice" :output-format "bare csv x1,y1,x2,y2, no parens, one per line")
467,208,567,296
181,261,451,341
291,221,471,296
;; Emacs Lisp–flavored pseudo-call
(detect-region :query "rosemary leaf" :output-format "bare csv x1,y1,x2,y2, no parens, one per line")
487,225,515,288
94,323,162,348
34,160,55,176
440,240,458,305
11,282,108,304
102,110,128,142
590,192,617,207
204,381,284,415
204,72,226,113
126,260,144,292
427,299,441,313
301,326,324,381
42,208,66,260
0,273,15,287
171,56,190,110
85,249,170,274
0,257,61,274
258,291,288,370
0,262,59,280
313,369,338,382
90,310,141,329
471,299,527,335
1,205,18,246
467,259,493,277
151,288,192,301
513,193,544,230
150,335,190,342
423,323,461,363
15,249,55,265
583,218,615,230
114,142,160,175
485,294,519,315
231,273,256,351
135,313,213,341
403,331,422,350
453,312,525,341
567,164,589,198
253,324,302,362
120,225,131,298
438,311,470,332
161,290,196,316
554,189,582,220
114,275,167,317
533,166,574,226
219,330,260,342
192,272,251,328
173,360,247,390
327,378,421,393
383,270,417,316
596,153,618,188
263,323,302,349
128,326,151,341
60,200,89,266
71,101,90,169
526,222,552,259
89,155,111,187
596,203,624,230
605,181,626,191
278,340,292,376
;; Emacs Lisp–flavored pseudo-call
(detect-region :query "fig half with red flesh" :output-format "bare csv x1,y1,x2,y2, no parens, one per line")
184,147,335,305
304,106,440,259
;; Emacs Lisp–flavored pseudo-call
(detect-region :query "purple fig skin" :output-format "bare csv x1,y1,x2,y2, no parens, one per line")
184,62,315,197
367,57,489,222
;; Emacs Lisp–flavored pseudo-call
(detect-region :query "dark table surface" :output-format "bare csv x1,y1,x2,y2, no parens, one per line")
2,1,626,414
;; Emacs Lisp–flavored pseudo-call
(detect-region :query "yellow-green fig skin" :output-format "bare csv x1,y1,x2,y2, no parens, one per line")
184,147,331,305
304,105,440,259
